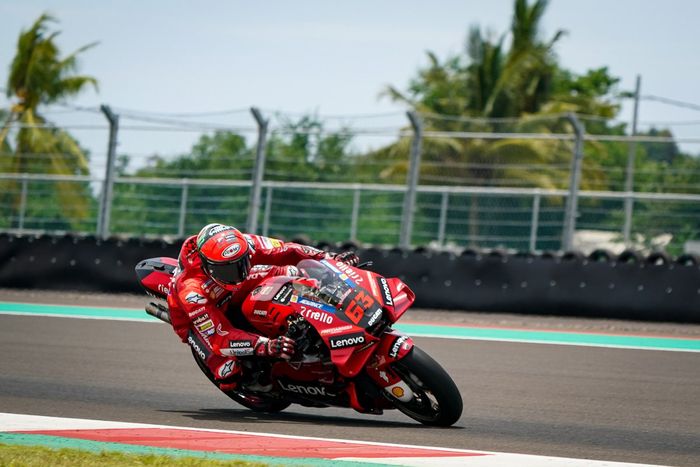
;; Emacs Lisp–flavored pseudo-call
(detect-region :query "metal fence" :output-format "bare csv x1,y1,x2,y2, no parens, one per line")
1,106,699,254
2,173,700,254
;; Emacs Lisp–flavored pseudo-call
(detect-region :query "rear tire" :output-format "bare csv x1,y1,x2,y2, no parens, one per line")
190,349,291,413
389,346,463,427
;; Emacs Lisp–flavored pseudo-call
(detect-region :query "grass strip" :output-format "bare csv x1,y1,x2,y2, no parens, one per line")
0,434,384,467
0,442,266,467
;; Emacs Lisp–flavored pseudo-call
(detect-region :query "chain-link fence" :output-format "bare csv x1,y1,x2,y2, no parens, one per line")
1,106,699,254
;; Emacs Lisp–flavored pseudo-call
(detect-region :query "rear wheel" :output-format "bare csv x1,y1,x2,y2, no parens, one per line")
190,349,291,413
389,346,463,426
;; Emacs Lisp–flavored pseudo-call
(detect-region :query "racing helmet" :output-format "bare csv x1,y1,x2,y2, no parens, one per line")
196,223,251,286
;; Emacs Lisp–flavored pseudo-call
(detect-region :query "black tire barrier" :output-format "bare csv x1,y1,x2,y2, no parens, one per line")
676,253,700,266
1,233,699,323
617,249,644,264
588,248,615,262
646,251,673,266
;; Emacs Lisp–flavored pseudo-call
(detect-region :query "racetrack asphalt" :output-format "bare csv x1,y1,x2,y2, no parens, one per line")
0,290,699,466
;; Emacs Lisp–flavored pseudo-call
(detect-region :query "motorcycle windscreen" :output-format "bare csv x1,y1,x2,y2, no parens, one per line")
297,259,383,329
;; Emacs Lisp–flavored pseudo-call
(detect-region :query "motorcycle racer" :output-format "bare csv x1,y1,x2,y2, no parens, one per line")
167,223,359,390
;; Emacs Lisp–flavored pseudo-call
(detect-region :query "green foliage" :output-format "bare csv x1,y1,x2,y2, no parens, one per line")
0,443,267,467
1,13,98,230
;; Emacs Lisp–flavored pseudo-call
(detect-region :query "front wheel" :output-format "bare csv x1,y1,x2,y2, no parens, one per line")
389,346,463,426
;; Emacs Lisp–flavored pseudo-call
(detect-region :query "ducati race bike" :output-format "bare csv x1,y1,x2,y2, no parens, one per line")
136,256,463,426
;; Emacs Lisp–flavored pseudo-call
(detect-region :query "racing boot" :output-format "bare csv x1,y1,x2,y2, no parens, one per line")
240,362,273,393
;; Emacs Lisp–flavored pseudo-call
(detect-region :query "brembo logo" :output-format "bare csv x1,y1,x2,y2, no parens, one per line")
329,332,366,349
188,335,207,361
377,277,394,306
278,380,328,396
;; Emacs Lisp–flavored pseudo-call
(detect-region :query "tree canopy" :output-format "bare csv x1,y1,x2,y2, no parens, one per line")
1,13,98,230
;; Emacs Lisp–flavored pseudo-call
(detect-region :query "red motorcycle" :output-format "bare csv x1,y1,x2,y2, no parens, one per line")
136,257,463,426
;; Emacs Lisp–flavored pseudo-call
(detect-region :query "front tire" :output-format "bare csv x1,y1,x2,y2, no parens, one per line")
389,346,463,426
190,348,291,413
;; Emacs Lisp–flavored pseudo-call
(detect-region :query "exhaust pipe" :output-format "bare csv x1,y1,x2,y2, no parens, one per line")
145,302,171,324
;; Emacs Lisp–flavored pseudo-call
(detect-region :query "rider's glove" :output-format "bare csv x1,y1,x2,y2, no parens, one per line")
331,251,360,266
255,336,295,360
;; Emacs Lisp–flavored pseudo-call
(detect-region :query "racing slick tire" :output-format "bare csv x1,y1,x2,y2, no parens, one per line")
389,346,463,427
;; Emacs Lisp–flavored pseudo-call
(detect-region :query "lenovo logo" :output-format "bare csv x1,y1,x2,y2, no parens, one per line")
329,332,365,349
389,335,409,359
377,277,394,306
278,380,328,396
188,335,207,361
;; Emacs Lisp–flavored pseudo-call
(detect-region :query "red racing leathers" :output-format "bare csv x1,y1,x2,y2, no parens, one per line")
167,233,329,385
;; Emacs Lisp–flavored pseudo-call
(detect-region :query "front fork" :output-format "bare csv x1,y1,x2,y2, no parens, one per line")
364,331,415,402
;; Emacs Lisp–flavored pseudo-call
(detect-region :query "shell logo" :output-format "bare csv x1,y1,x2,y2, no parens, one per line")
391,386,405,398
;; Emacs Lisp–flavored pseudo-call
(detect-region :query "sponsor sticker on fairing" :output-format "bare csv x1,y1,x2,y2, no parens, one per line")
389,335,409,359
367,308,383,326
319,324,354,336
278,380,330,396
298,298,337,314
377,277,394,307
320,259,342,274
253,309,267,317
299,307,334,325
273,284,294,304
329,332,366,349
335,261,363,284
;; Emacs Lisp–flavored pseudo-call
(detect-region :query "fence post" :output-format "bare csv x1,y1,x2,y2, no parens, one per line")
529,190,541,252
399,111,423,249
247,107,269,234
437,190,449,246
98,105,119,239
262,185,273,237
350,186,361,242
623,75,641,246
562,113,585,251
178,178,189,237
17,174,29,232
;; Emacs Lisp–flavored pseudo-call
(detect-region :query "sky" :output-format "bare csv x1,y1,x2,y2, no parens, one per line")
2,0,700,168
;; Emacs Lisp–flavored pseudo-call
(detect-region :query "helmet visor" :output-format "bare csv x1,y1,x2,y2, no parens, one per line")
204,255,251,285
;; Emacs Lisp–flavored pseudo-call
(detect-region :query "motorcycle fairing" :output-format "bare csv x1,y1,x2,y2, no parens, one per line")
135,257,179,299
383,278,415,323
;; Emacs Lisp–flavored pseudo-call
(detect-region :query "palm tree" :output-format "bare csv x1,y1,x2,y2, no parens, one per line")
378,0,574,246
1,13,98,228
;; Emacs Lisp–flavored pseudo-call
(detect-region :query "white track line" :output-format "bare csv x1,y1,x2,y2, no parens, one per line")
0,413,659,467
